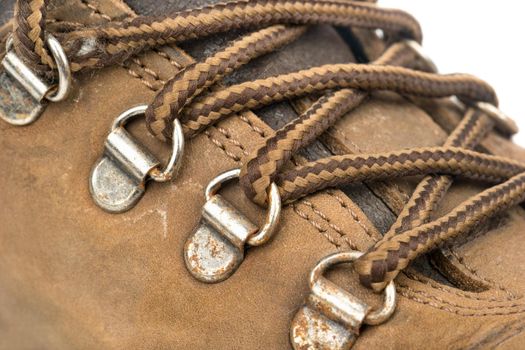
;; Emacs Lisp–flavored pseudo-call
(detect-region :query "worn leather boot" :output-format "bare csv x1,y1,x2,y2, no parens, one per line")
1,0,525,349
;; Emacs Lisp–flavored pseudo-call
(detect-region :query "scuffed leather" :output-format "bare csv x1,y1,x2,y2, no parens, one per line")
0,0,525,349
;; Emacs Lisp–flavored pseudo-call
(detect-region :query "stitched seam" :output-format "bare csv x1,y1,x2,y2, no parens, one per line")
132,57,162,81
121,62,159,91
130,57,166,84
214,126,249,156
398,284,525,316
398,288,525,317
203,129,242,162
292,203,345,249
154,49,183,69
448,249,520,299
79,0,112,21
239,114,267,138
326,189,374,239
122,59,163,91
300,200,358,250
400,284,525,310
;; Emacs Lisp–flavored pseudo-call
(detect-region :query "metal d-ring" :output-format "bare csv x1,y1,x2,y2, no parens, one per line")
148,114,185,182
1,34,71,125
184,168,282,283
4,34,71,102
109,105,185,183
89,105,185,213
308,251,396,325
290,251,397,349
44,34,72,102
204,168,282,246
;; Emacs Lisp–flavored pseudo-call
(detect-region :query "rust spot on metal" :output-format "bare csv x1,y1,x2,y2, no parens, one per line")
290,252,380,349
290,306,357,350
184,221,245,283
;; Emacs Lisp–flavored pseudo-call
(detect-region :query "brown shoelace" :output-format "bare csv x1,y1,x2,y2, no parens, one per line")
7,0,525,293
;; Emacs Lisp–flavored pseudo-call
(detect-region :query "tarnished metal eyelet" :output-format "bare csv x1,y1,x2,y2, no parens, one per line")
291,251,396,350
403,39,438,73
89,105,185,213
0,34,71,125
43,35,72,102
475,101,519,136
204,168,282,246
450,97,519,137
184,168,282,283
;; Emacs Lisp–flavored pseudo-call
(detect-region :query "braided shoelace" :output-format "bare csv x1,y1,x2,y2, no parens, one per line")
7,0,525,294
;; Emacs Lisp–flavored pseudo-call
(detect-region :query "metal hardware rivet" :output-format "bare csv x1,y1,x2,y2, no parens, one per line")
0,35,71,125
89,105,184,213
184,168,281,283
290,251,396,350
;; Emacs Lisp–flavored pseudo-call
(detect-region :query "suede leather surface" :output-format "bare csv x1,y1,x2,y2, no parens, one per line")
1,0,525,349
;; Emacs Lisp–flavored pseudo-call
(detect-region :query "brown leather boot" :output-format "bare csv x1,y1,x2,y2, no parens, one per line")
1,1,525,349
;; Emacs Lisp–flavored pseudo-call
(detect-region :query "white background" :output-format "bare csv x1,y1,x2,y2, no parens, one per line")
381,0,525,146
